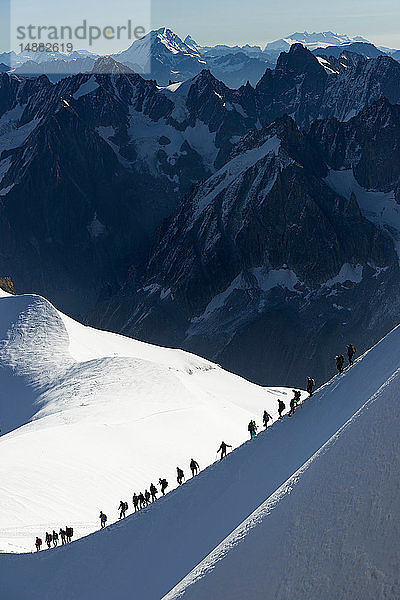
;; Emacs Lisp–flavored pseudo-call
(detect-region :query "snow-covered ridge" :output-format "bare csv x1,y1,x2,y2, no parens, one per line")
166,334,400,599
0,292,294,554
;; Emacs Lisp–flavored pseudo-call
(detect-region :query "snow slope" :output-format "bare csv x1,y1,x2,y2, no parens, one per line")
0,292,399,598
166,342,400,600
0,292,294,554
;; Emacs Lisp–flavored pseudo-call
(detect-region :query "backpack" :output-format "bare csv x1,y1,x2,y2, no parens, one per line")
68,527,73,537
38,538,42,545
53,532,58,539
124,502,128,511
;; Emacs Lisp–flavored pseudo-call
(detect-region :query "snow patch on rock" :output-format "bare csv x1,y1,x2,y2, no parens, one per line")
323,263,364,287
73,77,99,100
326,169,400,257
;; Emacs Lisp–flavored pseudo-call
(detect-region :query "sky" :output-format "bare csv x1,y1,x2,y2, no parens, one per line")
152,0,400,49
1,0,400,54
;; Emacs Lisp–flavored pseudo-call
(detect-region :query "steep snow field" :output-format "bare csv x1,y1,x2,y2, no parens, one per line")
166,359,400,600
0,292,399,598
0,291,294,554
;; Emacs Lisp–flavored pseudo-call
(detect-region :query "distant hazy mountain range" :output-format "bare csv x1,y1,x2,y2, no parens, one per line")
1,28,399,87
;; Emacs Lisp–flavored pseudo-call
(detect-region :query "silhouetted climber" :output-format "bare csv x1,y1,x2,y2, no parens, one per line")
278,399,286,418
263,410,272,428
132,493,139,512
306,377,315,396
177,467,185,485
217,441,232,460
293,390,301,406
35,537,42,552
138,492,145,509
150,483,158,502
248,420,257,439
347,344,356,366
52,530,58,547
119,500,128,519
288,396,296,417
144,489,151,505
190,459,200,477
159,478,168,495
45,531,52,549
336,354,345,374
59,528,66,545
99,511,107,528
65,526,73,543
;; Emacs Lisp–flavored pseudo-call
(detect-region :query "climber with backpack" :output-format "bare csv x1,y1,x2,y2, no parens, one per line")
347,344,356,366
132,493,139,511
65,526,73,543
288,396,296,417
278,399,286,418
119,500,128,519
336,354,345,374
306,377,315,396
138,492,145,509
190,458,200,477
52,530,58,547
59,528,66,545
263,410,272,428
248,420,257,439
159,478,168,495
99,511,107,528
150,483,158,502
45,531,52,549
293,390,301,406
217,441,232,460
177,467,185,485
144,490,151,505
35,537,42,552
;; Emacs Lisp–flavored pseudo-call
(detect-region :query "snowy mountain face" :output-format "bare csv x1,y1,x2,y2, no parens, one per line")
113,28,271,88
113,28,207,85
1,291,400,599
165,325,400,600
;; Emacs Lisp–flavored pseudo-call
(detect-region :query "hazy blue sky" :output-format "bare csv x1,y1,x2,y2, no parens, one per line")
152,0,400,48
1,0,400,54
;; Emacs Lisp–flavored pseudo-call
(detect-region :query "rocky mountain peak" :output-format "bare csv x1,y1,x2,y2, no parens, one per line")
92,57,135,75
276,43,326,75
